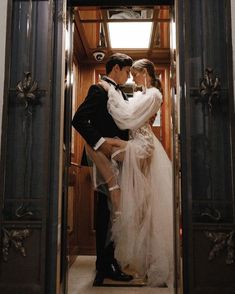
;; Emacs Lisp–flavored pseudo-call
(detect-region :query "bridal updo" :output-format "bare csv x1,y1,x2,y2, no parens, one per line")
131,59,162,92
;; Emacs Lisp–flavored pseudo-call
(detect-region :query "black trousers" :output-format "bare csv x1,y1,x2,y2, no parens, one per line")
95,191,115,271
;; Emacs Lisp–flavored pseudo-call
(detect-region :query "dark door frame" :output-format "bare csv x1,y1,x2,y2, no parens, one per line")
65,0,235,293
64,1,180,294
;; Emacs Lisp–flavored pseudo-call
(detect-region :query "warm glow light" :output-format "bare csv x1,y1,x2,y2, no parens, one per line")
71,72,74,85
65,29,70,52
171,21,176,50
108,22,152,48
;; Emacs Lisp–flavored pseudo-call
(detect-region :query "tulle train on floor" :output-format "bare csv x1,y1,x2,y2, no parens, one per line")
111,135,174,287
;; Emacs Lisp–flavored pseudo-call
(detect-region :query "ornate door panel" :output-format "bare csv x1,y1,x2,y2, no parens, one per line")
177,0,235,293
0,1,66,293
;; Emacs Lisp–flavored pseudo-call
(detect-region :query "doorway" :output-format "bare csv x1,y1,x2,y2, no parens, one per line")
64,3,181,294
0,0,234,293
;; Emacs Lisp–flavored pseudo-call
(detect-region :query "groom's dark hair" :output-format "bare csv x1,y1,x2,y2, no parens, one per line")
106,53,133,74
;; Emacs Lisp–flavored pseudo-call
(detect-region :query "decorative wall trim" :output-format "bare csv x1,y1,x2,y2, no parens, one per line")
200,207,222,222
16,72,40,111
15,203,34,219
205,230,235,265
199,67,221,111
2,228,31,262
15,72,43,199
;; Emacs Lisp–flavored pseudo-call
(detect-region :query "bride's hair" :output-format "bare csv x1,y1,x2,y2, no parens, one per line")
131,59,162,93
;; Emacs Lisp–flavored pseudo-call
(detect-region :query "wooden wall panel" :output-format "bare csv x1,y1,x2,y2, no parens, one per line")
152,66,172,159
71,63,103,255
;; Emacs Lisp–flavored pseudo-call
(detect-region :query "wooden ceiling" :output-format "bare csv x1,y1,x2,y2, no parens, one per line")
73,6,171,64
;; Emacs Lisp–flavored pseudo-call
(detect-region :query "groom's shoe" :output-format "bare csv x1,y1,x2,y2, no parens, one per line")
104,262,133,281
93,271,105,286
93,263,133,286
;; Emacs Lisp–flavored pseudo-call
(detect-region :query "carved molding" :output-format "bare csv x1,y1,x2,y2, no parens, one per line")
2,228,31,262
205,230,235,265
15,72,42,200
198,67,221,111
200,207,222,222
15,203,34,219
16,72,40,111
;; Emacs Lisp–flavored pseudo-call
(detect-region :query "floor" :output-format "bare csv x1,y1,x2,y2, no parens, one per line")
68,256,174,294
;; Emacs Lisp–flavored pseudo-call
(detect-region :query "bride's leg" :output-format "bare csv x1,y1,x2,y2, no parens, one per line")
85,143,121,215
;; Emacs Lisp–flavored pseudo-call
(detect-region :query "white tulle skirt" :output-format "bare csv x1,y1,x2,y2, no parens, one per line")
111,135,174,288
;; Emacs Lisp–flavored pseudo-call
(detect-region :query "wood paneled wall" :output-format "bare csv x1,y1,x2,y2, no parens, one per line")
69,63,103,255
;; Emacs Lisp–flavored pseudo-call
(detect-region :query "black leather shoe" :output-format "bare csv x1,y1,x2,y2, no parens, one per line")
104,262,133,282
93,271,105,286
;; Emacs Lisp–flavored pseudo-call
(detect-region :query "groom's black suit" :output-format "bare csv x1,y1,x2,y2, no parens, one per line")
72,79,129,281
72,82,128,149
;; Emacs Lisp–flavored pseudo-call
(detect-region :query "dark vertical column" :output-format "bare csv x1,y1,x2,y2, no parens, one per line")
0,1,66,293
177,0,235,293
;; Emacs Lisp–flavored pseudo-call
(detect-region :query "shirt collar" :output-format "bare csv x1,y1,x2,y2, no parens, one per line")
102,76,118,87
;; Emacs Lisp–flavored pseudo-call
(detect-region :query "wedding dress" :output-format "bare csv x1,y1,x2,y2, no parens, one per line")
106,86,174,287
87,85,174,287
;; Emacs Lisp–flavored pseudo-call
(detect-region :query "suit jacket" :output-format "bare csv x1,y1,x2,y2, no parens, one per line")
72,84,129,150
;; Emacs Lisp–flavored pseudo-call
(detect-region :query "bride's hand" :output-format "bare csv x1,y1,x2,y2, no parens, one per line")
98,80,110,91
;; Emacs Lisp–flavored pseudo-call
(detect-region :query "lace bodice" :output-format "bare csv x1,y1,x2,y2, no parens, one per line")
130,122,153,141
130,123,154,158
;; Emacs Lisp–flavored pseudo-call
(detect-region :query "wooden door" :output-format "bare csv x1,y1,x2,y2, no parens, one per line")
177,0,235,293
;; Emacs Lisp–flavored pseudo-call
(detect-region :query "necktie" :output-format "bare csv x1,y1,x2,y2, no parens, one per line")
115,85,127,100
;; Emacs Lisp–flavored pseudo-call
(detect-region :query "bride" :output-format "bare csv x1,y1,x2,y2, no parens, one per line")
86,59,174,287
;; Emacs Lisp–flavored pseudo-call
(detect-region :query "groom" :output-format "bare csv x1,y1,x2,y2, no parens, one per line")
72,53,133,286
